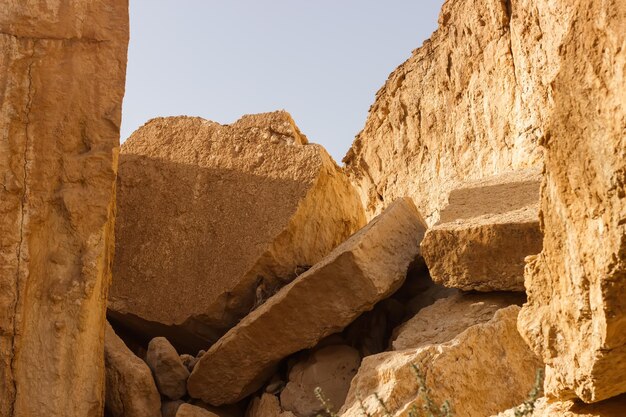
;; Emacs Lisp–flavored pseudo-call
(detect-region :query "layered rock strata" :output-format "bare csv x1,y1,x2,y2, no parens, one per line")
421,170,542,291
187,198,427,405
110,112,366,351
0,2,129,417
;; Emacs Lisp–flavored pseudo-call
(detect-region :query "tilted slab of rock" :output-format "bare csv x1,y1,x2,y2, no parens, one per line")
391,292,525,350
341,0,571,225
420,170,542,291
110,112,365,351
187,198,427,405
518,0,626,403
0,3,128,417
339,306,542,417
104,323,161,417
492,395,626,417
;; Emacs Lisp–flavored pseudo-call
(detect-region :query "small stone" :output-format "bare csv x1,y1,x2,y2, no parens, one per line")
175,403,220,417
146,337,190,400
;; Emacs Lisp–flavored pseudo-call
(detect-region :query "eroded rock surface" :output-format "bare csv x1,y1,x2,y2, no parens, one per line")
146,337,190,400
421,170,542,291
176,404,220,417
493,395,626,417
110,112,365,351
104,323,161,417
187,198,427,405
246,394,296,417
518,0,626,403
340,307,542,417
0,2,128,417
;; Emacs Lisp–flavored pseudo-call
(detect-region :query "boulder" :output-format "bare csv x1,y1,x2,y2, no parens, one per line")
110,112,365,351
246,394,296,417
176,404,220,417
187,198,427,405
339,306,542,417
104,323,161,417
0,2,128,416
280,345,361,417
493,395,626,417
391,292,524,350
518,0,626,403
420,170,542,291
146,337,190,400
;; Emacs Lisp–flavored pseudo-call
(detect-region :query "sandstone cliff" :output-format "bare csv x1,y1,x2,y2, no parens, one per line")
0,1,129,417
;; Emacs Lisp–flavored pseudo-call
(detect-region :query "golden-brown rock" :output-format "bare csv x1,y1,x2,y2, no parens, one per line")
493,395,626,417
0,2,128,417
187,198,427,405
246,394,296,417
340,307,542,417
518,0,626,403
104,323,161,417
110,113,366,351
420,170,542,291
176,404,220,417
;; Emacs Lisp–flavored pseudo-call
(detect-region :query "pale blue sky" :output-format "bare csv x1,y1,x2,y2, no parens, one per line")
121,1,445,162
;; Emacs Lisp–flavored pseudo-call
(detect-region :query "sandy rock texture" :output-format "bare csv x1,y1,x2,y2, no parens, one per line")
493,395,626,417
391,292,524,351
110,112,365,351
104,323,161,417
340,306,542,417
518,0,626,403
146,337,190,400
246,394,295,417
341,0,566,225
187,198,427,405
176,404,220,417
421,170,542,291
0,2,128,417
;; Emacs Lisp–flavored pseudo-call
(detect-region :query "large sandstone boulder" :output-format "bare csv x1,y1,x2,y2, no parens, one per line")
391,292,525,350
421,170,542,291
280,345,361,417
339,306,542,417
110,112,366,351
493,395,626,417
342,0,568,225
0,2,128,417
187,198,427,405
518,0,626,403
104,323,161,417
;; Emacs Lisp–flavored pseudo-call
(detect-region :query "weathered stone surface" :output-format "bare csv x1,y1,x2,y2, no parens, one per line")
0,2,128,417
188,198,427,405
280,345,361,417
493,395,626,417
162,401,185,417
340,306,542,417
247,394,296,417
518,0,626,403
104,323,161,417
391,292,524,350
146,337,190,400
110,112,366,351
421,170,542,291
176,404,220,417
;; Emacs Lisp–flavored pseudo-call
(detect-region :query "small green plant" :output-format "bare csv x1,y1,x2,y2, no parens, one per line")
512,368,545,417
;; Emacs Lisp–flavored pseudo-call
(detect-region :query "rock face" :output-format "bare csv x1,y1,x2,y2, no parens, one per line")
176,404,220,417
110,112,366,351
421,170,542,291
104,323,161,417
340,306,542,417
391,292,524,351
0,2,128,417
187,198,427,405
518,0,626,403
280,345,361,417
247,394,296,417
146,337,190,400
493,395,626,417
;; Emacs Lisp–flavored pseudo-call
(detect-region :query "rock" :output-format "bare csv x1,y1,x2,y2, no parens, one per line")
146,337,190,400
391,292,525,350
104,323,161,417
187,198,427,405
518,0,626,403
162,401,185,417
247,394,296,417
0,2,128,417
339,306,542,417
421,170,542,291
180,354,195,371
493,395,626,417
176,404,220,417
110,112,365,351
280,345,361,417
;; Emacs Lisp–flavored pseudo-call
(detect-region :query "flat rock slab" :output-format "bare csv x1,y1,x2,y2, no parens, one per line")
421,170,543,291
110,112,365,351
187,198,427,405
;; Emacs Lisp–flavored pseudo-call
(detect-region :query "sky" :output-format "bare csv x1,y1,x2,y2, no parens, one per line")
121,1,445,163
